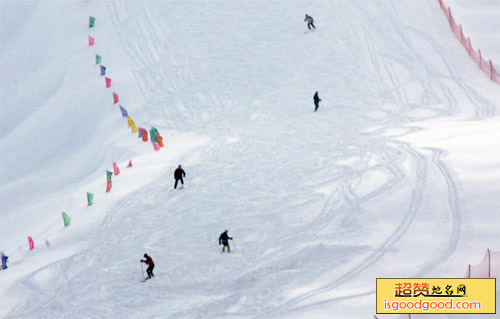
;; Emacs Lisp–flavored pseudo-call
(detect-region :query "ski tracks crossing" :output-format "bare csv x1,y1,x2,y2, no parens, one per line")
6,0,496,318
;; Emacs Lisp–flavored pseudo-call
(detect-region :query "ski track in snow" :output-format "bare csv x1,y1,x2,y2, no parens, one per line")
3,0,498,318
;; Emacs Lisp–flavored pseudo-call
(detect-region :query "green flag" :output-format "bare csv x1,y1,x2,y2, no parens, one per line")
89,16,96,28
96,54,101,65
87,192,94,206
62,211,71,227
106,170,113,183
150,127,160,143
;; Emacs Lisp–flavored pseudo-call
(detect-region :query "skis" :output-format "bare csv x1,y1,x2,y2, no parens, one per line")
169,185,184,192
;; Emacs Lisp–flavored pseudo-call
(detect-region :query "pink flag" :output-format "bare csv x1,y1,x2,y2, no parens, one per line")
105,77,112,88
89,36,95,46
113,92,119,104
127,160,133,167
28,236,34,250
106,181,112,192
113,162,120,175
153,142,160,151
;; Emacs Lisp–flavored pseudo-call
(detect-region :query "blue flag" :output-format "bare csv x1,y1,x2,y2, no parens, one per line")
100,65,106,76
1,254,8,270
138,127,143,138
119,105,128,117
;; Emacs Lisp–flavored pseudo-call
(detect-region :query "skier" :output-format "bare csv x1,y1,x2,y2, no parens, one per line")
173,165,186,189
313,91,321,112
140,253,155,279
1,252,8,270
218,230,233,253
304,14,315,30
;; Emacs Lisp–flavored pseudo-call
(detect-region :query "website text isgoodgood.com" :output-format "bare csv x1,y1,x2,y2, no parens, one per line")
384,298,482,312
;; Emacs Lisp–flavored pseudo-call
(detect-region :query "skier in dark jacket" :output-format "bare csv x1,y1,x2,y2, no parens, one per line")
313,91,321,112
304,14,315,30
140,253,155,279
174,165,186,189
218,230,233,253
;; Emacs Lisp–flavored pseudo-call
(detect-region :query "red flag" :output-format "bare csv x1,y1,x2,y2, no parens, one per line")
105,77,112,88
141,129,148,142
127,160,133,167
113,92,119,104
28,236,34,250
106,181,112,192
157,135,164,147
113,162,120,175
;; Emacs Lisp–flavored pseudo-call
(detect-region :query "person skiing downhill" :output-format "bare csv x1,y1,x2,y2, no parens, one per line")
140,253,155,279
219,230,233,253
313,91,321,112
173,165,186,189
304,14,315,30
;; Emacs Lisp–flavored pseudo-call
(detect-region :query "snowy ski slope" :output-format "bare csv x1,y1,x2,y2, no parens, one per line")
1,0,499,318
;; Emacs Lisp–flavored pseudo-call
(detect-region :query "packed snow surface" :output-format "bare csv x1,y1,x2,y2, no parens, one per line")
1,0,499,318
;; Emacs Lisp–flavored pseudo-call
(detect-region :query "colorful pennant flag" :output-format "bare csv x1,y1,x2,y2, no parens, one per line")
157,135,164,147
105,77,111,88
106,181,112,193
119,105,128,117
100,65,106,76
28,236,34,250
149,127,160,143
89,36,95,46
113,162,120,176
113,92,119,104
106,170,113,182
87,192,94,206
153,142,160,151
96,54,101,64
130,120,138,133
62,212,71,227
141,129,148,142
89,16,96,28
1,254,7,270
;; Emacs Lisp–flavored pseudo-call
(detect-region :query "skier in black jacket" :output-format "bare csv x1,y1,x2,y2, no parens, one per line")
140,253,155,279
174,165,186,189
219,230,233,253
313,91,321,112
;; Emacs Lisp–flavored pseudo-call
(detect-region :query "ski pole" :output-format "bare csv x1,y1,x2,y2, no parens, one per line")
231,239,237,250
140,261,144,279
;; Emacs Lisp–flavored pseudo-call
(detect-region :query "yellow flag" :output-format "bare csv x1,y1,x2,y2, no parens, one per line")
131,120,138,133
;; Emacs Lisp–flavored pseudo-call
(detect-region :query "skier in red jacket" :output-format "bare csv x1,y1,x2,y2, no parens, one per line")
174,165,186,189
140,254,155,279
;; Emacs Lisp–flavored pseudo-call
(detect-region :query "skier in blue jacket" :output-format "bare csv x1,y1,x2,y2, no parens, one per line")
218,230,233,253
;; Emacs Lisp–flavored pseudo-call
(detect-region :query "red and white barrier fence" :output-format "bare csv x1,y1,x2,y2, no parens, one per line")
437,0,500,84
